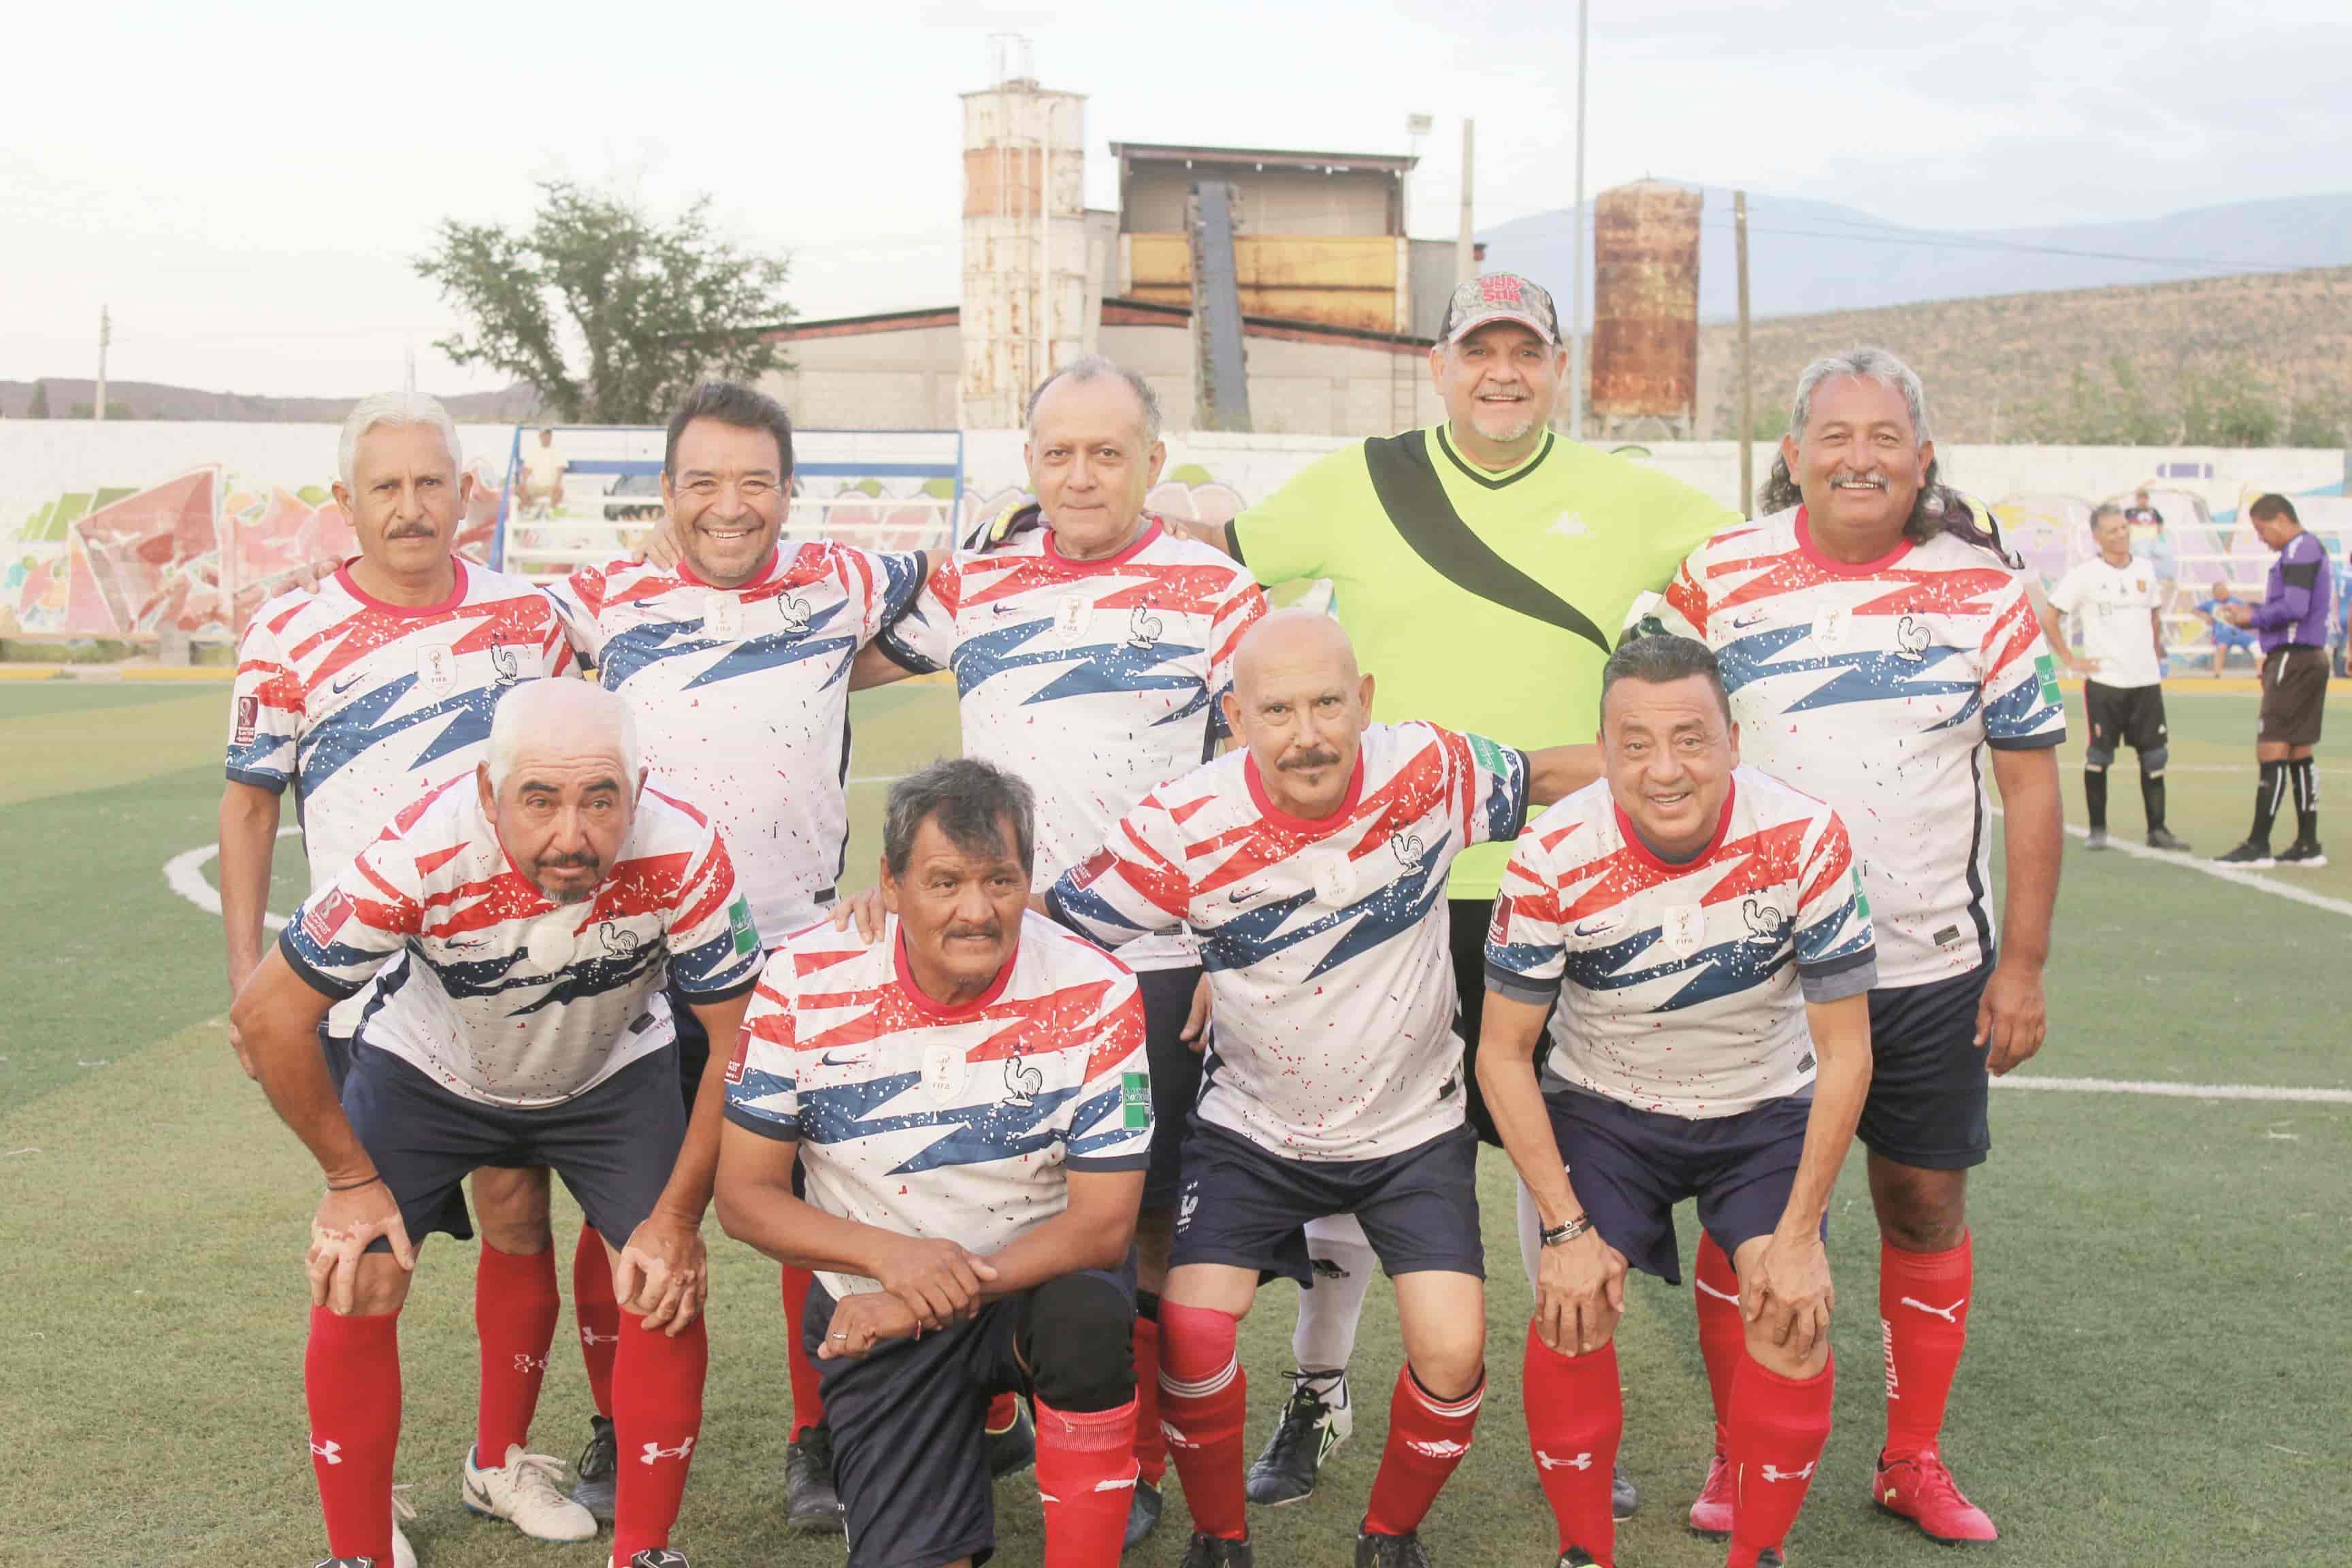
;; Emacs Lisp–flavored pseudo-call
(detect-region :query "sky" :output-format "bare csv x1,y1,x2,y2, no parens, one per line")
7,0,2349,399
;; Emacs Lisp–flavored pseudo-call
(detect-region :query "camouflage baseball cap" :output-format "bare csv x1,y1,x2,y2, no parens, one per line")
1438,272,1560,348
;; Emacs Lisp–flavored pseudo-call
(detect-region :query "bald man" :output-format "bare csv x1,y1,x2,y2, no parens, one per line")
1045,610,1598,1568
233,680,762,1568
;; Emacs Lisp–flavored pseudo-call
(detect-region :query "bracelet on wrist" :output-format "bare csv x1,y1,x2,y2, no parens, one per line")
325,1173,384,1193
1539,1213,1592,1247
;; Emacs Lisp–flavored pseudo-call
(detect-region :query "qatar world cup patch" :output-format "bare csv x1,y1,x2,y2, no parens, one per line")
1122,1071,1152,1129
728,896,757,956
301,888,355,948
233,694,259,745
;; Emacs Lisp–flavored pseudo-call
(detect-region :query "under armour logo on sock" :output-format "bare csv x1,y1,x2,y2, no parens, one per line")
581,1327,619,1345
1760,1461,1816,1483
1535,1450,1592,1471
639,1437,696,1465
1405,1438,1471,1458
512,1353,549,1373
1899,1296,1966,1323
309,1438,342,1465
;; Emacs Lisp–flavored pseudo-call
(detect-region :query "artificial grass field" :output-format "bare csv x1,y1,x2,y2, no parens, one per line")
2,676,2346,1565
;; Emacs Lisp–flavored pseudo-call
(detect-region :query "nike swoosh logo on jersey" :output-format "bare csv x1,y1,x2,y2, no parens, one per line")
329,670,366,694
1731,610,1769,629
1571,915,1625,938
819,1051,866,1067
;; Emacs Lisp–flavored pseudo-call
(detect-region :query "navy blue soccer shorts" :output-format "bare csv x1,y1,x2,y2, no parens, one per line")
1169,1120,1484,1286
344,1039,685,1254
1857,964,1994,1172
1546,1087,1816,1285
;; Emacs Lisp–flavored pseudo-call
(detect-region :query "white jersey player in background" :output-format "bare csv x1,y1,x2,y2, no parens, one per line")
218,392,583,1558
1656,346,2065,1544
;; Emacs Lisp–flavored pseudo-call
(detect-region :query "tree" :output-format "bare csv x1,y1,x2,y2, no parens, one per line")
417,181,794,424
2180,359,2278,448
2283,395,2346,449
26,382,48,419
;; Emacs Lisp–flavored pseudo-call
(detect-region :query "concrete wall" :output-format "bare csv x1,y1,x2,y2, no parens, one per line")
1096,323,1444,437
762,324,960,429
1122,163,1397,237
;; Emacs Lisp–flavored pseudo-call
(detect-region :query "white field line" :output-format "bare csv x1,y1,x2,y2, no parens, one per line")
2157,764,2351,776
1992,1075,2352,1105
1993,806,2352,919
163,826,301,930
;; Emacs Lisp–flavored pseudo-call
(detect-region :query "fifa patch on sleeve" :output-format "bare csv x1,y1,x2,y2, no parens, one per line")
1487,891,1512,947
1467,732,1513,779
728,896,757,957
233,694,259,745
301,888,354,949
1851,866,1872,921
2034,652,2061,706
1122,1071,1152,1130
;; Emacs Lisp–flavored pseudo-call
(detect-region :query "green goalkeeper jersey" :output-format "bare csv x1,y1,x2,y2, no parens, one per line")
1231,423,1737,900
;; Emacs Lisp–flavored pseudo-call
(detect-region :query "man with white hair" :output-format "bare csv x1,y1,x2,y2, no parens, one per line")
218,392,583,1559
1658,346,2066,1544
232,679,763,1568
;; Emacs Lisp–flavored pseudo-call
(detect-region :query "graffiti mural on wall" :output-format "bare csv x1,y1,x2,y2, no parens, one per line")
6,464,506,638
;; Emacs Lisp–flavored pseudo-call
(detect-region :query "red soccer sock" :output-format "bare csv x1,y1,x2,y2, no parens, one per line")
1036,1396,1142,1567
1728,1352,1835,1567
1694,1231,1744,1456
306,1305,402,1563
612,1311,709,1563
1156,1300,1249,1540
572,1224,618,1422
1361,1362,1484,1537
1880,1232,1972,1459
779,1264,828,1438
1131,1309,1167,1486
1521,1328,1620,1565
475,1241,559,1461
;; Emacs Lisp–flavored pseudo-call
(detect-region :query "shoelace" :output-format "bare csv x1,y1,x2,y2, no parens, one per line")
506,1450,576,1512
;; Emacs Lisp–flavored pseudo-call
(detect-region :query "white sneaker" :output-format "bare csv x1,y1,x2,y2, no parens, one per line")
461,1443,597,1542
391,1484,418,1568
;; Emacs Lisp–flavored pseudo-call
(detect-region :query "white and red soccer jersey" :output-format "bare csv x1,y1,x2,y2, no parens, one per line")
876,517,1269,970
279,776,762,1107
547,543,926,939
1486,766,1876,1119
1047,721,1530,1161
1656,506,2065,987
723,909,1153,1301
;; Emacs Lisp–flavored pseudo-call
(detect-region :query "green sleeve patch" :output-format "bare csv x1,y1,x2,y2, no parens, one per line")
1851,866,1872,921
728,896,758,957
2034,652,2061,707
1467,732,1512,778
1122,1071,1152,1130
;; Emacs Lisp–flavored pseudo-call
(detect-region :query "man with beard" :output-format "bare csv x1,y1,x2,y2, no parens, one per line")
220,392,583,1558
1657,346,2066,1544
232,679,762,1568
1165,276,1735,1514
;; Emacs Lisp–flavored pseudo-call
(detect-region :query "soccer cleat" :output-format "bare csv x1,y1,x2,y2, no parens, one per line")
1612,1460,1638,1520
1245,1369,1352,1505
461,1441,598,1542
2214,840,2275,868
2145,827,2192,853
2276,837,2328,868
1179,1531,1255,1567
627,1552,691,1568
1686,1448,1734,1537
1757,1553,1785,1567
1354,1529,1435,1568
987,1397,1037,1480
785,1424,845,1535
572,1415,617,1524
391,1484,418,1568
1556,1552,1600,1567
1872,1448,1998,1544
315,1560,375,1567
2083,826,2110,851
1125,1478,1165,1553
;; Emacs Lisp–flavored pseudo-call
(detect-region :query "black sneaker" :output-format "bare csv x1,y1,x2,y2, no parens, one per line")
314,1560,376,1568
1179,1531,1254,1567
1612,1460,1639,1520
627,1553,690,1568
1124,1478,1164,1554
1245,1369,1351,1505
2145,827,2193,853
2276,838,2329,868
572,1414,617,1524
2214,839,2275,867
785,1422,845,1535
987,1399,1037,1480
1354,1529,1435,1568
1557,1552,1599,1568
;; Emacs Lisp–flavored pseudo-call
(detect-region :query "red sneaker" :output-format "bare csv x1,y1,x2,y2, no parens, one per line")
1872,1449,1997,1543
1686,1450,1733,1537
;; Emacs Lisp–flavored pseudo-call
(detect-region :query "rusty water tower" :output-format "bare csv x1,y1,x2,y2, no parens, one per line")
1588,180,1700,441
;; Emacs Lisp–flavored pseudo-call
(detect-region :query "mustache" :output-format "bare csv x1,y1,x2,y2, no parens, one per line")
1279,748,1342,771
943,923,1002,942
384,523,440,539
539,853,598,872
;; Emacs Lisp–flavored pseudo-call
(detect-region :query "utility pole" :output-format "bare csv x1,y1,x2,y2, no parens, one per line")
1735,191,1752,515
404,346,416,394
95,305,110,421
1567,0,1589,440
1455,118,1476,287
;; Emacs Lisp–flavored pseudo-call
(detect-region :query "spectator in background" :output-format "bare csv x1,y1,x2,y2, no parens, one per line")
521,426,568,520
2196,579,2259,674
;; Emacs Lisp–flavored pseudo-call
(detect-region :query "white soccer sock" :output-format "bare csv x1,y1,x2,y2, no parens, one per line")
1516,1179,1544,1289
1294,1213,1375,1390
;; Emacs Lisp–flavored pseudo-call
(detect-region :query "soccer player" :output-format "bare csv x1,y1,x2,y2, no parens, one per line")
218,392,583,1559
231,679,759,1568
1657,346,2067,1544
1046,609,1601,1568
1169,274,1735,1511
1481,634,1875,1568
2043,503,2189,851
855,356,1271,1546
521,427,567,521
715,757,1154,1568
2213,493,2332,868
549,380,928,1531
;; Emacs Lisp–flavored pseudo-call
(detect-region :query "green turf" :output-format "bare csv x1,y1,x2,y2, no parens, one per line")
1,679,2346,1565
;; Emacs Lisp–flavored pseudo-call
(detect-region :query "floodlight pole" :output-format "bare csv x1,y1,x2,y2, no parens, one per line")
95,305,110,422
1567,0,1588,441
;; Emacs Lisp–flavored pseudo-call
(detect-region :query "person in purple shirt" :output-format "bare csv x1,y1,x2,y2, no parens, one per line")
2215,493,2332,867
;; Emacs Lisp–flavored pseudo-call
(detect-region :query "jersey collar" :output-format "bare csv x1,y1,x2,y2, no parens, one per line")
676,544,781,590
892,921,1022,1018
1794,506,1912,576
336,556,469,617
1244,748,1368,835
1433,424,1555,491
1043,517,1162,573
1611,774,1739,872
